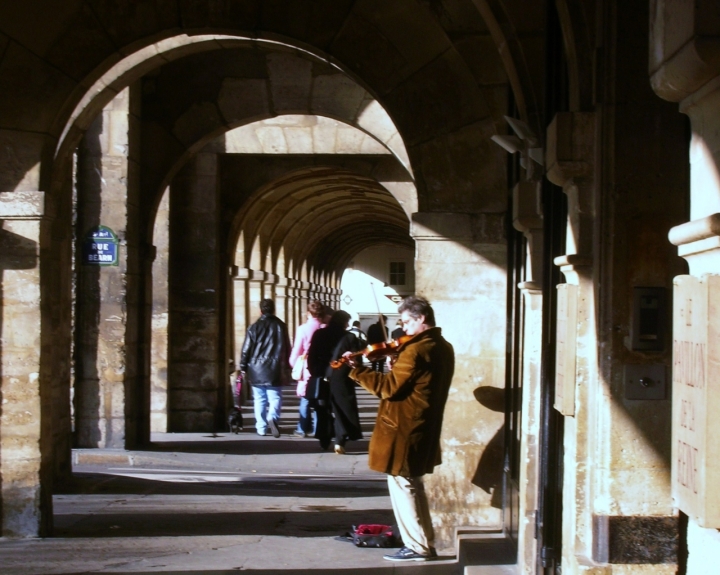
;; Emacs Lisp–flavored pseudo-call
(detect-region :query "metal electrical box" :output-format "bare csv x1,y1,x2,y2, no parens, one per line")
631,287,666,351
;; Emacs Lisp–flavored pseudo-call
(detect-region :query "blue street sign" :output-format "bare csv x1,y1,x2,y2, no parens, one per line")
82,226,119,266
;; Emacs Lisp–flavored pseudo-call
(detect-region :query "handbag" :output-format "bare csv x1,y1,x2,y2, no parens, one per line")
305,376,329,402
291,354,306,381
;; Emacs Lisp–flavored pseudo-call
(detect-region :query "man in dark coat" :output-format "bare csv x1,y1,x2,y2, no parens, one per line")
240,299,291,437
346,296,454,562
366,314,388,372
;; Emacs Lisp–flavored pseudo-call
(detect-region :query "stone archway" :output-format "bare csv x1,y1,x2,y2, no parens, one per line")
1,2,543,541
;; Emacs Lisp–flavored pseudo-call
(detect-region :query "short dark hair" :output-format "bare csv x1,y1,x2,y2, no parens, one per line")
398,295,435,327
307,299,324,319
260,298,275,315
352,320,361,327
330,310,351,327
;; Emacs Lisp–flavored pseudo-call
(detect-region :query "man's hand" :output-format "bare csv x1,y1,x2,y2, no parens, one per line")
342,351,360,368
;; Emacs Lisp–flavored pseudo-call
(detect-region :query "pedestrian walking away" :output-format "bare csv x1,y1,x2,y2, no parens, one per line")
239,298,292,437
289,299,325,437
307,309,363,452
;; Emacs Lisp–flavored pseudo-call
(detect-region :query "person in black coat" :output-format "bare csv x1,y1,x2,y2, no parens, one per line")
307,310,363,452
366,314,388,372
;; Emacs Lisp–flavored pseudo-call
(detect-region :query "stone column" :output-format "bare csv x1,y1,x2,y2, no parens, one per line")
511,181,545,574
410,211,507,547
298,283,310,318
74,87,142,448
167,153,223,432
233,269,250,335
546,112,599,571
0,192,46,536
287,279,299,337
650,4,720,571
150,191,169,432
516,283,543,573
656,45,720,575
247,271,265,324
275,277,289,324
264,273,278,317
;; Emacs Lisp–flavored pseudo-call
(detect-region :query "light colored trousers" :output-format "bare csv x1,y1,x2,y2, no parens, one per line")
387,475,435,554
252,385,283,433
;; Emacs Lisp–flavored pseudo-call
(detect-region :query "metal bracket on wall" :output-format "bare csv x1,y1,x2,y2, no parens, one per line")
624,364,667,400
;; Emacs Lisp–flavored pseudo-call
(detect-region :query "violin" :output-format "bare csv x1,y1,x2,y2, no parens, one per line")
330,335,412,369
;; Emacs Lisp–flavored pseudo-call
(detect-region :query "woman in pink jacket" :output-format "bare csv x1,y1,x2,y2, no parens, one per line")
289,300,325,437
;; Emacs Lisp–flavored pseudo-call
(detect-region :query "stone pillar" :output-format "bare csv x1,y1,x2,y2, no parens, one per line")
665,76,720,575
287,279,299,337
264,273,278,317
651,3,720,572
515,283,543,573
0,192,46,536
275,277,289,324
546,112,599,571
233,269,250,332
247,271,265,324
298,283,310,319
511,181,545,574
167,153,223,432
410,211,507,546
150,191,169,432
74,87,142,448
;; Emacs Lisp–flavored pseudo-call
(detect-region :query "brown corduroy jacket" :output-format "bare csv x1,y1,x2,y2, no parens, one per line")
350,327,455,477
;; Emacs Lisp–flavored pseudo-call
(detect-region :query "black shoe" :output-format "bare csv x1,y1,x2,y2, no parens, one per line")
269,418,280,438
383,546,433,562
319,438,330,450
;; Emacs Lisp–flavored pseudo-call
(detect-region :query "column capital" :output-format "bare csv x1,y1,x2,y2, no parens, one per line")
545,112,595,187
518,281,542,293
512,181,542,233
670,213,720,275
650,0,720,103
554,254,593,285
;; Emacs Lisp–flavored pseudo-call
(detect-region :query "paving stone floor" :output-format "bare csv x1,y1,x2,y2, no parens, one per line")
0,388,516,575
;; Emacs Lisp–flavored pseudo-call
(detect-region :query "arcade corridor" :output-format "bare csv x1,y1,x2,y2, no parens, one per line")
0,1,719,574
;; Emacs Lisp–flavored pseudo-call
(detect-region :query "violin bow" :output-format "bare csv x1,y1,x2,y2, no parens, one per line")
370,282,389,341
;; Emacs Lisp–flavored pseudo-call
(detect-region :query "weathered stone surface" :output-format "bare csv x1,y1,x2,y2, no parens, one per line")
173,101,227,147
311,73,366,121
383,49,489,146
168,409,215,432
0,41,77,132
0,191,44,219
410,120,506,213
267,52,312,114
0,131,47,193
412,215,507,545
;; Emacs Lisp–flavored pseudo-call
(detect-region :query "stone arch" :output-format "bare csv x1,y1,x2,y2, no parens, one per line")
0,1,553,540
230,164,412,279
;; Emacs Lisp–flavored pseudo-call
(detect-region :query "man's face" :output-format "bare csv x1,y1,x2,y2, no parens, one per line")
401,310,426,336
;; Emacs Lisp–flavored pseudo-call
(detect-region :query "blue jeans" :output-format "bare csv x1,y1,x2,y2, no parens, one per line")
252,386,283,433
296,396,317,434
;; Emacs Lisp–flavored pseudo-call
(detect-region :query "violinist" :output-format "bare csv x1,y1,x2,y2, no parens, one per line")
344,296,455,562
